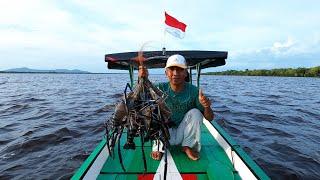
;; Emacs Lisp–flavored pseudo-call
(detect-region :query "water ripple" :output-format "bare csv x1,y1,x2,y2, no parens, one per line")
0,74,319,179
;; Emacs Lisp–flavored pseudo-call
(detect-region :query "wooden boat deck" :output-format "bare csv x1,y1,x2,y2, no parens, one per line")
97,124,241,179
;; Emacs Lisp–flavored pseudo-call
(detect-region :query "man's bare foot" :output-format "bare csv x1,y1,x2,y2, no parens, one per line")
182,146,199,161
150,151,163,161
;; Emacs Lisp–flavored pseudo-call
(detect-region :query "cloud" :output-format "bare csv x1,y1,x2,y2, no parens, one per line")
1,1,320,72
271,37,295,54
220,36,320,70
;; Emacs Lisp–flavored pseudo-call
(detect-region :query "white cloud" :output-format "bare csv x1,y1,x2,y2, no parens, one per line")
0,0,320,72
272,37,294,49
271,37,296,55
223,36,320,70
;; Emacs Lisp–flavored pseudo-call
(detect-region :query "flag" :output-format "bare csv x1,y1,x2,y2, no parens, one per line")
164,12,187,39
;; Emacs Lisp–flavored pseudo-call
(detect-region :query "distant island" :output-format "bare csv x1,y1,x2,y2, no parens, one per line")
0,67,91,74
204,66,320,77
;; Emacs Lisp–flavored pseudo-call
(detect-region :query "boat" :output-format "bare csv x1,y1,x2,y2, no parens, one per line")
72,50,270,180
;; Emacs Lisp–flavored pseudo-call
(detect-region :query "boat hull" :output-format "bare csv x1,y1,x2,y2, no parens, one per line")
72,119,269,180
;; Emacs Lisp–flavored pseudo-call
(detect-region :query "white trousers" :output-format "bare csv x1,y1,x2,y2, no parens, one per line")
152,108,203,153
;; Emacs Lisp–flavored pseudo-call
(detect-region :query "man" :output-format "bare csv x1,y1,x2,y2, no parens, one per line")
139,54,213,161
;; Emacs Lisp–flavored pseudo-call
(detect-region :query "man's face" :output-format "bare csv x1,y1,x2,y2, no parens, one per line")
165,66,187,86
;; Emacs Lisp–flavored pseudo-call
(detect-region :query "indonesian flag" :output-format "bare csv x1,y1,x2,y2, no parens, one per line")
164,12,187,39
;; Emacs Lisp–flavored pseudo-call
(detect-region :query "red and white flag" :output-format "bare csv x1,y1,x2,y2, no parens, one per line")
164,12,187,39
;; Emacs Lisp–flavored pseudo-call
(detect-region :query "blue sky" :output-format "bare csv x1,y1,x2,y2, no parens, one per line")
0,0,319,73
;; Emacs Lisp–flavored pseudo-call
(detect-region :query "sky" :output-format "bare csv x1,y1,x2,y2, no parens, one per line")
0,0,319,73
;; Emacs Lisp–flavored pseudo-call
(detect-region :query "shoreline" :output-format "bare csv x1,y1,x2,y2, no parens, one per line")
204,66,320,77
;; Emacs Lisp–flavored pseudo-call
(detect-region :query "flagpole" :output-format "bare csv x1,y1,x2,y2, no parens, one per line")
162,29,167,55
162,11,167,55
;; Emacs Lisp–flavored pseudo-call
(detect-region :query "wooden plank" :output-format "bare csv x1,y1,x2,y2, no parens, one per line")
100,146,161,173
99,123,236,179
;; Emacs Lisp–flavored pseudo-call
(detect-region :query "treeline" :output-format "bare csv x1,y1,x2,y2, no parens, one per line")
205,66,320,77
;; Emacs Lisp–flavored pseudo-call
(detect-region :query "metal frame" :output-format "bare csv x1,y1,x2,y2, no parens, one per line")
129,65,134,87
196,63,201,88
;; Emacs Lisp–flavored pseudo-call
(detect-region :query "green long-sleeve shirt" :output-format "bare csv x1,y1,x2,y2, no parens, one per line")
158,82,204,126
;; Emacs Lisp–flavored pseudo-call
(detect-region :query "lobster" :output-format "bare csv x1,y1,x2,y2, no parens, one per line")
105,60,171,179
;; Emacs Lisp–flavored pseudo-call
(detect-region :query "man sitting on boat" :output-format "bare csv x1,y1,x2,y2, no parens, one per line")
139,54,214,161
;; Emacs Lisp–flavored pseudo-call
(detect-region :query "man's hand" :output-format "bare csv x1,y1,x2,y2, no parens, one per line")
138,65,148,78
199,89,214,121
199,89,211,108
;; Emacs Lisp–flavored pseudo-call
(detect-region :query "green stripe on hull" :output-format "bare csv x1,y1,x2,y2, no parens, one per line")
73,121,269,179
98,174,209,180
210,121,270,180
170,125,239,179
98,174,137,180
100,147,160,173
72,139,107,180
98,124,239,179
100,133,160,175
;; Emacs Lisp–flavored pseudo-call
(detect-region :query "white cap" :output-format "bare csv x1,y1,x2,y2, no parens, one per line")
165,54,187,69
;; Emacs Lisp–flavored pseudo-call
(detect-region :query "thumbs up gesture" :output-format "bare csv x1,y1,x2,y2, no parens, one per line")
199,89,211,108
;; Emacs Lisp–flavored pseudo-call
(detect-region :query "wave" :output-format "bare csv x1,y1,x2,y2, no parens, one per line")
1,74,319,179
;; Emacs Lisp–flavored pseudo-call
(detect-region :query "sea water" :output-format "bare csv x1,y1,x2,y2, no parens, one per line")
0,73,319,179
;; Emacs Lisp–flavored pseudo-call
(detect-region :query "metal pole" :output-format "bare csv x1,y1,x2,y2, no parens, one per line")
189,67,192,85
129,65,134,88
196,63,201,88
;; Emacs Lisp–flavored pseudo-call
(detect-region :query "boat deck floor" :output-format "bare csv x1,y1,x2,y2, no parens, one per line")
98,125,241,180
